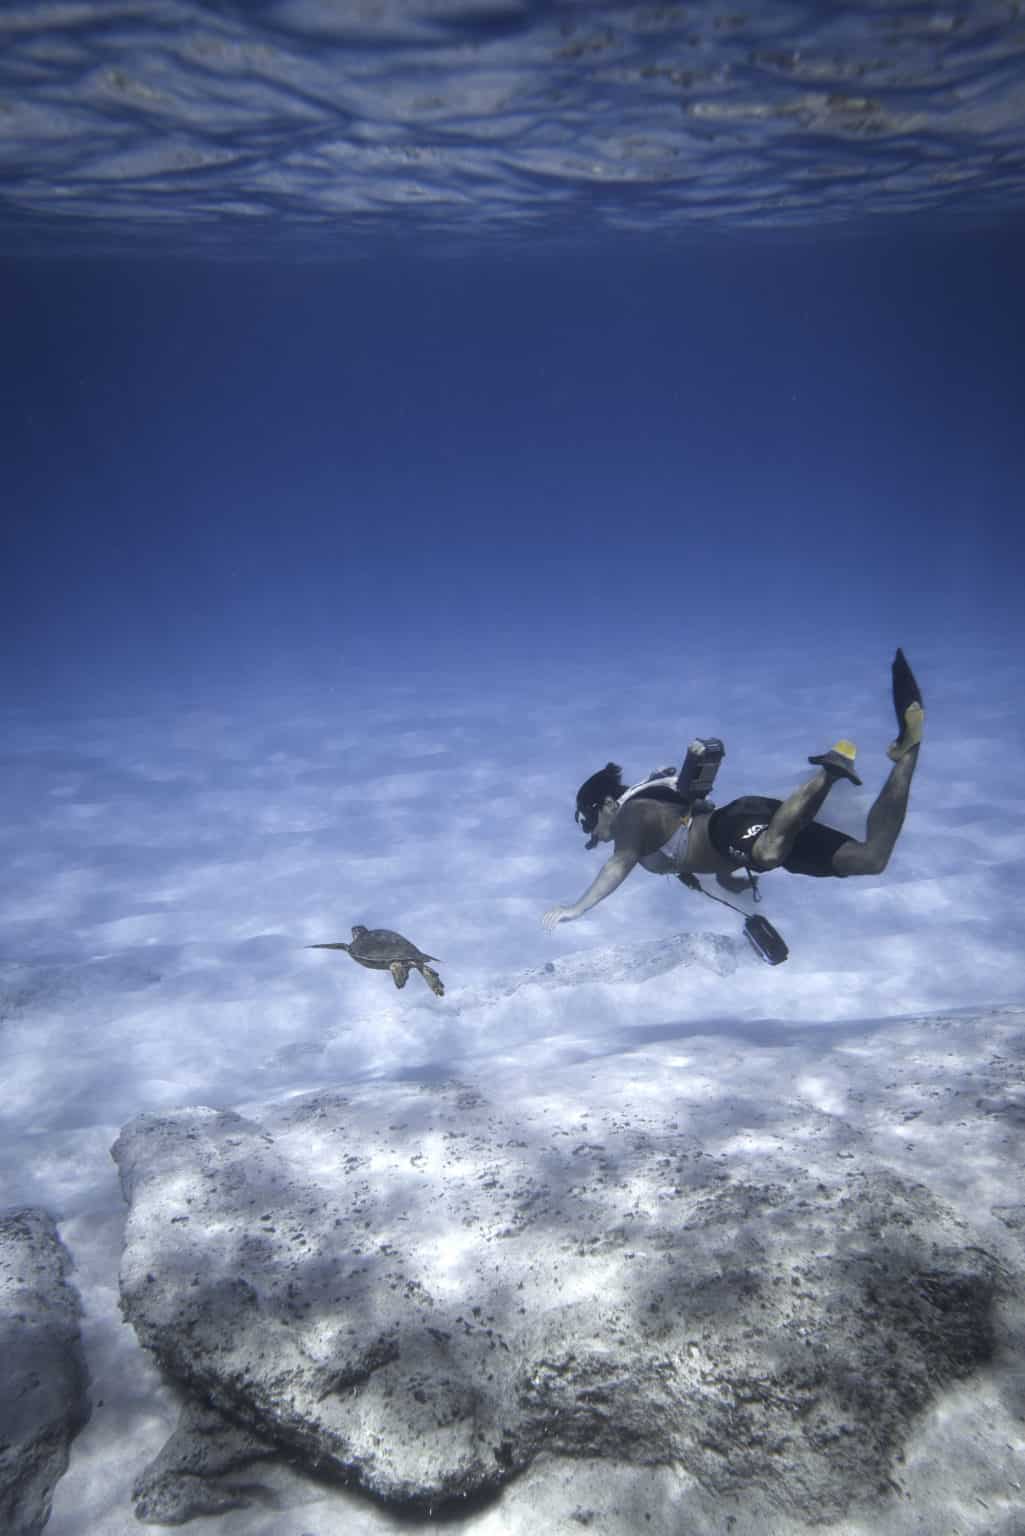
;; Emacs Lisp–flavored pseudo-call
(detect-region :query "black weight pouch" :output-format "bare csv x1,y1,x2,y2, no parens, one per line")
744,914,789,966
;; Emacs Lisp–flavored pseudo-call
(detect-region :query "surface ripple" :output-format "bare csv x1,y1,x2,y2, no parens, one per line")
3,0,1025,255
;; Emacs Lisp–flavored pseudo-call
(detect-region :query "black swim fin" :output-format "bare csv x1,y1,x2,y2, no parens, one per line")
892,648,923,725
808,739,862,786
889,648,924,760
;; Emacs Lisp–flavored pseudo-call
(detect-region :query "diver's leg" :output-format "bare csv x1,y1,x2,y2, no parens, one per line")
748,768,836,870
751,734,862,871
831,743,920,876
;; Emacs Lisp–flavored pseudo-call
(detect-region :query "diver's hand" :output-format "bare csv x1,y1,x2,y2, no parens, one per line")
677,873,702,892
715,871,750,895
543,906,574,931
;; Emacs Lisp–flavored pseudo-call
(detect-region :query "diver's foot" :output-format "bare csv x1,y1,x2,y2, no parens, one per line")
888,700,924,761
808,739,862,785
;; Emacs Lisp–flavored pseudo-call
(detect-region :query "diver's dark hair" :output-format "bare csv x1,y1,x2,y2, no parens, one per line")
575,762,625,817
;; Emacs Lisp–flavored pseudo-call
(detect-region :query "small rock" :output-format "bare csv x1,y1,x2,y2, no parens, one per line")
0,1208,90,1536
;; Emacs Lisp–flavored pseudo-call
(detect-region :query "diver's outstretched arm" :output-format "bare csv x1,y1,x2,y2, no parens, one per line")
543,850,638,928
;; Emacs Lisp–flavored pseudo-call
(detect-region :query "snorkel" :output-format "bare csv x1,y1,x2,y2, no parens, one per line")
574,801,602,851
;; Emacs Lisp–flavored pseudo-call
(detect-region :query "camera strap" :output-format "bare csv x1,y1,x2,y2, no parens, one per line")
677,873,789,966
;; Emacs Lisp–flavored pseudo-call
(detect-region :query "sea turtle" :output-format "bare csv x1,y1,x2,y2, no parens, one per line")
308,926,444,997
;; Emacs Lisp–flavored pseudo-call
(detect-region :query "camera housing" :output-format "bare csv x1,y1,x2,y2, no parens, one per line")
676,737,725,808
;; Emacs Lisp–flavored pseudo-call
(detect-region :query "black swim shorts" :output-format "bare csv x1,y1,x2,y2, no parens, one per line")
708,795,853,879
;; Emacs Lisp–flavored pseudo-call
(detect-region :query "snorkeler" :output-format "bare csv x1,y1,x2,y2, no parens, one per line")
542,649,923,930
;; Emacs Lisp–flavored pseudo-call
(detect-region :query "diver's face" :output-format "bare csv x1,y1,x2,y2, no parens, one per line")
594,797,618,843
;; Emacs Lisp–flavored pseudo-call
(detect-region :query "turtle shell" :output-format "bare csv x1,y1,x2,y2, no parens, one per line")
348,926,437,965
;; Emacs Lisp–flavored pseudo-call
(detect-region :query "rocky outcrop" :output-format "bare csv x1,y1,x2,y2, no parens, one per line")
112,1080,1013,1524
0,1208,90,1536
131,1399,279,1526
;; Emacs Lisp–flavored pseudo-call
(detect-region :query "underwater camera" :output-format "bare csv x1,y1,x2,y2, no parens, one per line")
676,737,725,807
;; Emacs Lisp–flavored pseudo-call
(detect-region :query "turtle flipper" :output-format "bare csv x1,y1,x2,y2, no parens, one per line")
888,649,924,761
389,960,411,989
307,943,350,951
419,965,445,998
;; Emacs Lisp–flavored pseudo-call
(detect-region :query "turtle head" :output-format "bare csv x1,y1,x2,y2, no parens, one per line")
351,924,368,940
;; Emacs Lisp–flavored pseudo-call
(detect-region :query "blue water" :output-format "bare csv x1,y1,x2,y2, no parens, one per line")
4,2,1025,709
4,0,1025,252
2,0,1024,1046
3,0,1025,1047
5,231,1024,701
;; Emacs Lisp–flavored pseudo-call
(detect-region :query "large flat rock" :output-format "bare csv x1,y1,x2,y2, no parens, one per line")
112,1068,1019,1525
0,1208,90,1536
